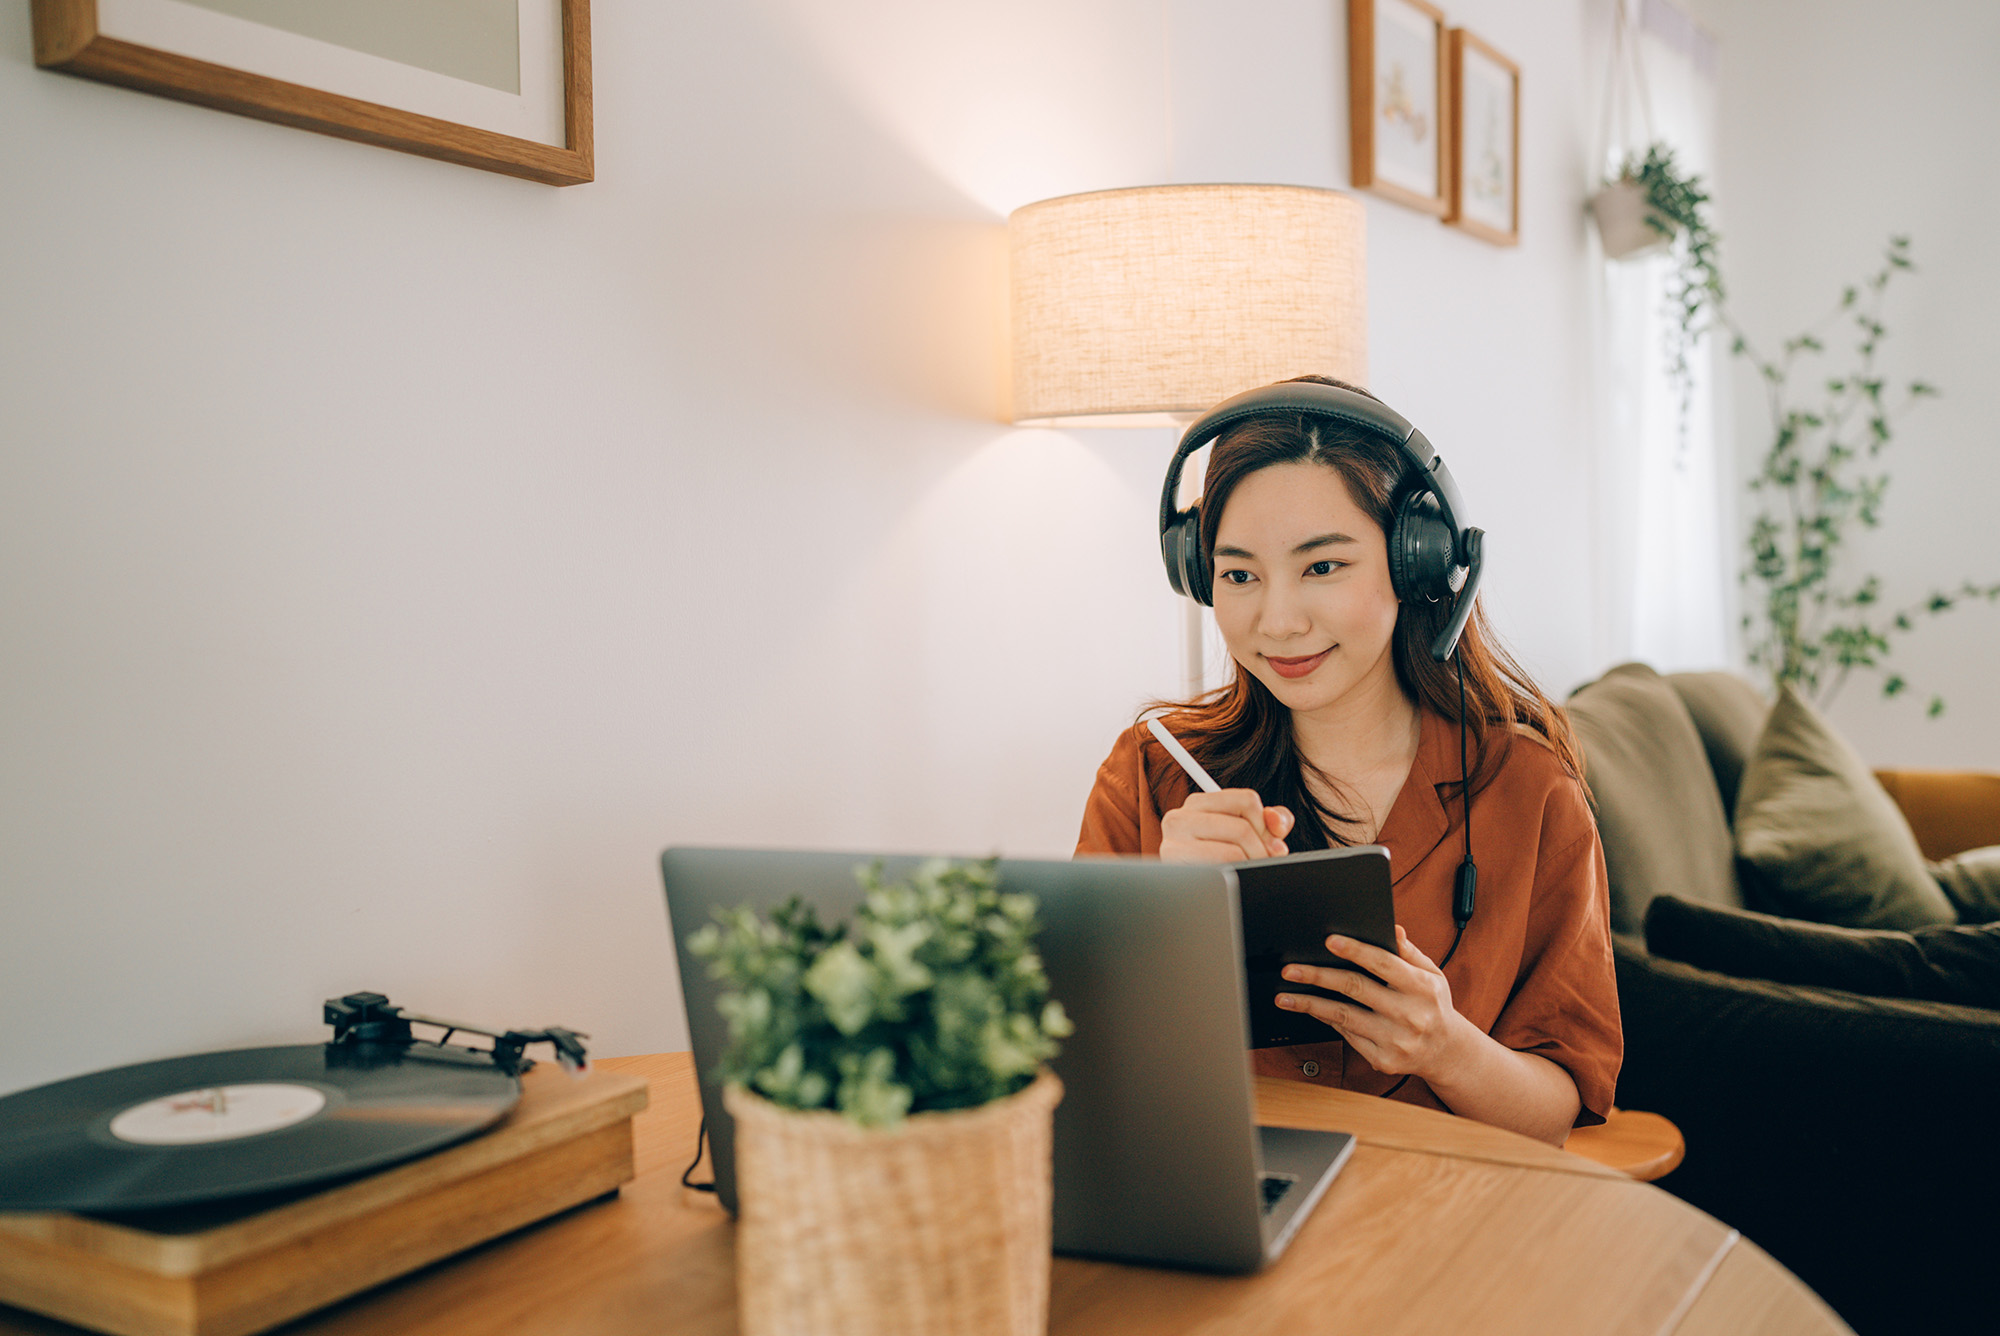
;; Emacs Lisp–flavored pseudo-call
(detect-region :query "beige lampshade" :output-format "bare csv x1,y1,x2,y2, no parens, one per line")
1008,184,1367,427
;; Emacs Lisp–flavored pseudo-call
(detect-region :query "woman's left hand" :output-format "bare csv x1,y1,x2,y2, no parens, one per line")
1276,926,1466,1078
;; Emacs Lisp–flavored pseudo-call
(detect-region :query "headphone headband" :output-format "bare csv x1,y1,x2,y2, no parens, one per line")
1159,382,1467,555
1157,380,1484,661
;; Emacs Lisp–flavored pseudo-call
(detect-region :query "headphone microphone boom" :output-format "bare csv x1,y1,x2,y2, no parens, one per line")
1432,530,1485,665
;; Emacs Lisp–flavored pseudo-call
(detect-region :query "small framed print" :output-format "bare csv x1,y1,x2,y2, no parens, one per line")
1446,28,1520,245
1348,0,1448,216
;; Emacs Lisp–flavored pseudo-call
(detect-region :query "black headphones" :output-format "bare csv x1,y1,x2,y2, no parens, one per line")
1157,380,1485,664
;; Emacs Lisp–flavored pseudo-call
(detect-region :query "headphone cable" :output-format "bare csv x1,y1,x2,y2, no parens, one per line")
681,1114,717,1193
1443,649,1476,966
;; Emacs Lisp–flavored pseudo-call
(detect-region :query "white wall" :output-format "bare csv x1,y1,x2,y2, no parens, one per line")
1690,0,2000,766
0,0,1600,1095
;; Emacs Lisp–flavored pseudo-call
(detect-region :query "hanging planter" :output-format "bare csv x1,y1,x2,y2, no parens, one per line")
1593,141,1725,458
1589,173,1675,260
1591,144,1712,272
1586,5,1727,462
1590,1,1677,262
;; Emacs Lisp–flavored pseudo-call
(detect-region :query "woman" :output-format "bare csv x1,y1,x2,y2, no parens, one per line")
1076,376,1620,1146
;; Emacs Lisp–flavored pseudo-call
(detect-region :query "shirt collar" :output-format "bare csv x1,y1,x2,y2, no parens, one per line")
1372,709,1459,885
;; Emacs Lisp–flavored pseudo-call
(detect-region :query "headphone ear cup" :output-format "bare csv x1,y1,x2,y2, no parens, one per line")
1160,508,1211,606
1389,490,1458,603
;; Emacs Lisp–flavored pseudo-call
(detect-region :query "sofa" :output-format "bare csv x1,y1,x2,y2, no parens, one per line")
1563,663,2000,1336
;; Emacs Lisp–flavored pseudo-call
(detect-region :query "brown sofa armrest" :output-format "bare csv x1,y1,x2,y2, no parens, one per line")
1874,769,2000,860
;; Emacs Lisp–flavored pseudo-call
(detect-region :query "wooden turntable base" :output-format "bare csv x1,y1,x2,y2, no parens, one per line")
0,1064,648,1336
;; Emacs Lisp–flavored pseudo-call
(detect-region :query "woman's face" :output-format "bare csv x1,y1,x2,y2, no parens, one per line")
1210,460,1404,718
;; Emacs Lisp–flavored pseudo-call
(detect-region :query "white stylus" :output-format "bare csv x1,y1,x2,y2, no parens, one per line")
1146,717,1222,794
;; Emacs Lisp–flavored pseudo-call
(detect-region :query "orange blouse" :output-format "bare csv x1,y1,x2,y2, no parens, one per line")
1074,710,1622,1127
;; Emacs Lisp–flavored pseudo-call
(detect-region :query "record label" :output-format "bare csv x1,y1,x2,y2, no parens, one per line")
108,1084,329,1146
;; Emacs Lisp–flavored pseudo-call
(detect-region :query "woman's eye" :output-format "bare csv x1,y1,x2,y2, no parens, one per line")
1307,560,1344,576
1219,569,1254,586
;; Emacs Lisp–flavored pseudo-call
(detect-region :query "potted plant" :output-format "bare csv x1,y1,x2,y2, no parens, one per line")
1589,151,1675,262
1732,236,2000,716
1591,143,1725,452
688,857,1073,1336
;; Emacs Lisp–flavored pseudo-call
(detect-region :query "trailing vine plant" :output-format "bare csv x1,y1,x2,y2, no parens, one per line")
1730,236,2000,716
1623,143,1725,455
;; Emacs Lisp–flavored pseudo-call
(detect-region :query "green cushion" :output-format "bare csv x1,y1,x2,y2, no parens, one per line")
1665,671,1770,815
1733,685,1957,930
1933,847,2000,924
1566,662,1742,934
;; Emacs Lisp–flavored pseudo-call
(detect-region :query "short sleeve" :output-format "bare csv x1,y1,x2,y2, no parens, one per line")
1076,727,1149,855
1076,725,1189,857
1488,783,1624,1127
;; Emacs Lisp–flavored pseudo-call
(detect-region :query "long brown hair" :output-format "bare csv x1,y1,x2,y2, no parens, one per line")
1146,375,1581,851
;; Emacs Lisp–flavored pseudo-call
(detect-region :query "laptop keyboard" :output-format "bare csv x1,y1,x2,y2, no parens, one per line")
1260,1173,1297,1213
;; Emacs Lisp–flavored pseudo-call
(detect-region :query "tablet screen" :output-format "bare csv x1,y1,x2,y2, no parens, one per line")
1234,846,1396,1049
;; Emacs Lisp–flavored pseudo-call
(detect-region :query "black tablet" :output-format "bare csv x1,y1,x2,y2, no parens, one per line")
1234,845,1397,1049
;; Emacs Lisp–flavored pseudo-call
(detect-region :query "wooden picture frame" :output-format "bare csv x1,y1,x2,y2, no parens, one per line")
1347,0,1448,216
1445,28,1519,245
30,0,592,186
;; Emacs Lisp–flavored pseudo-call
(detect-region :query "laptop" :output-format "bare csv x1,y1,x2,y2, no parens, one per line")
661,847,1355,1273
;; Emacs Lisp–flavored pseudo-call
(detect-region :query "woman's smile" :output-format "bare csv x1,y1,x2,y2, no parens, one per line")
1266,647,1333,679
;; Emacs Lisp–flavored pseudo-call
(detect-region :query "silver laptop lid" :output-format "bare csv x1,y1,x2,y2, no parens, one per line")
662,847,1270,1272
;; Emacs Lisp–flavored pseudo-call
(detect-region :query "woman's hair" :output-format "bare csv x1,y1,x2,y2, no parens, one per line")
1146,374,1582,851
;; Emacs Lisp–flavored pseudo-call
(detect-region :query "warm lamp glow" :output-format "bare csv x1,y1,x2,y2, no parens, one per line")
1008,184,1368,427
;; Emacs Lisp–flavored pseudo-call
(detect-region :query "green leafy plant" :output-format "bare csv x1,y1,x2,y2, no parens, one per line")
687,858,1073,1128
1623,143,1725,450
1732,236,2000,717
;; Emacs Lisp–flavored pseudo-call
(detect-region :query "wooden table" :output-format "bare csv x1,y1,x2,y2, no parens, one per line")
0,1054,1852,1336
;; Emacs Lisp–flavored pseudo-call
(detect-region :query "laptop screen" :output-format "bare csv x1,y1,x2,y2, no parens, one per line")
662,848,1278,1272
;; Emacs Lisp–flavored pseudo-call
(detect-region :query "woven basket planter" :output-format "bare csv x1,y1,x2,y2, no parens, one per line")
724,1069,1063,1336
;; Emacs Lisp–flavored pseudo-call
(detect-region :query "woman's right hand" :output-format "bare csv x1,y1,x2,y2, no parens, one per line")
1159,790,1294,863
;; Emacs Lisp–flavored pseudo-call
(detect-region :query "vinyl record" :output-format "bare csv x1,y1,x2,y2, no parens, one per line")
0,1043,519,1213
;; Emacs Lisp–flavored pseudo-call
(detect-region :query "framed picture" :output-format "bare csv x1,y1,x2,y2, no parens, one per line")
1445,28,1519,245
1347,0,1447,216
31,0,592,186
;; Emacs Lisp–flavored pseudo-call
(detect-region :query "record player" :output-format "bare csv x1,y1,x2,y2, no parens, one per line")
0,994,648,1336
